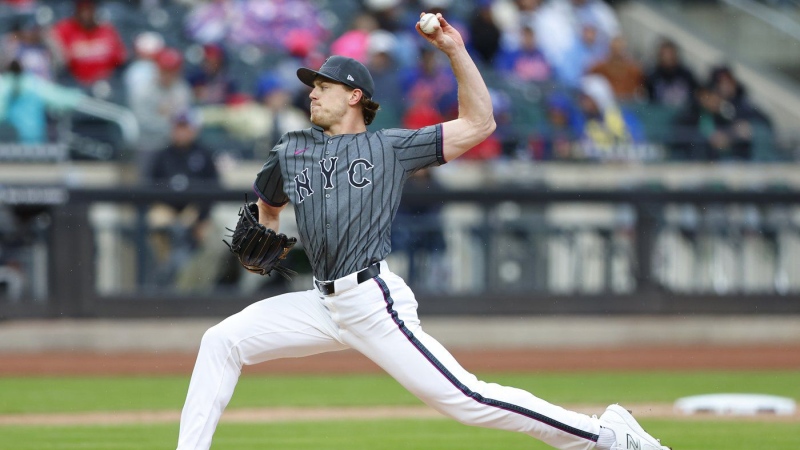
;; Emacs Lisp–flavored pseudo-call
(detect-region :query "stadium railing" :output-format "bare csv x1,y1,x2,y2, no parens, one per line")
2,185,800,319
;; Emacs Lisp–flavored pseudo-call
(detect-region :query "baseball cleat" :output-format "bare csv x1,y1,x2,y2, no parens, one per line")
598,404,672,450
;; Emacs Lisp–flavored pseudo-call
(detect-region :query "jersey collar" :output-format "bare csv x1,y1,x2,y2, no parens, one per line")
310,125,326,143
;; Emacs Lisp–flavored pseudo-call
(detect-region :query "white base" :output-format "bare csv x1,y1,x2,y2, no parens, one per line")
675,393,796,416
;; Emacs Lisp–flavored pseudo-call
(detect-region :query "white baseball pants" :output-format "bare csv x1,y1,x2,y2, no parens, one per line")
176,261,601,450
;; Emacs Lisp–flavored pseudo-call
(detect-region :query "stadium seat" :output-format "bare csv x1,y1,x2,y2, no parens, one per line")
626,103,681,144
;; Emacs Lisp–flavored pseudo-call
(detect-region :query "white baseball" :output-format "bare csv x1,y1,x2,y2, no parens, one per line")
419,13,440,35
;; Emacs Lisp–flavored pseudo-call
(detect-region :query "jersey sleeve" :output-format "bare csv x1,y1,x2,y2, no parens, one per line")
384,124,444,173
253,146,289,207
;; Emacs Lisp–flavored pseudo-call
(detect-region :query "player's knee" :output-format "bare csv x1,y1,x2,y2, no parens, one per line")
200,324,234,352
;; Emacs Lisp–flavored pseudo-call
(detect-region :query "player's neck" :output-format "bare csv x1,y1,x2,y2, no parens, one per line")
323,114,368,136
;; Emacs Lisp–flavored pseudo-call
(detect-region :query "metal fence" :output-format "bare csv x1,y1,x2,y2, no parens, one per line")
1,186,800,319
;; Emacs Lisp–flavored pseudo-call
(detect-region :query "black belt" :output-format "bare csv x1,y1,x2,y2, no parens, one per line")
315,262,381,296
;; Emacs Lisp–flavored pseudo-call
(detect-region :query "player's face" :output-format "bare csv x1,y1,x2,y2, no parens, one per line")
309,78,350,129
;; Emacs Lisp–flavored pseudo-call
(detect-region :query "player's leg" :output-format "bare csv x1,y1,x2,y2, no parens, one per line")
177,290,347,450
334,269,600,450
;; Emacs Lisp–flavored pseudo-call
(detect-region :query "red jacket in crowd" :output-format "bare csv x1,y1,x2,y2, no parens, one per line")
52,18,127,85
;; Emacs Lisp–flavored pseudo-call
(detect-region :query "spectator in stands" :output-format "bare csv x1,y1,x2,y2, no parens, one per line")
401,47,458,120
50,0,127,85
131,47,193,171
570,0,620,45
252,73,310,148
572,75,644,159
644,39,697,109
365,30,403,129
198,71,310,157
708,65,770,126
363,0,403,30
262,27,329,120
1,15,55,81
535,92,579,160
468,0,502,65
362,0,421,70
493,26,552,84
123,31,165,106
589,35,644,102
330,12,380,63
147,110,224,289
402,100,444,132
492,0,543,52
183,0,234,44
671,82,753,161
407,9,462,127
271,27,325,100
536,0,619,73
554,21,606,88
184,0,328,51
400,49,444,130
149,111,219,192
0,60,84,143
186,44,238,105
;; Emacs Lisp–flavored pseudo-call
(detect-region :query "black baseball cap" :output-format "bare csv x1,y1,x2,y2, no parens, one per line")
297,55,375,99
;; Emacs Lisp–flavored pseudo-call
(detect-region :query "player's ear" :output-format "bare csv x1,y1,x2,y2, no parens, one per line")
349,89,363,106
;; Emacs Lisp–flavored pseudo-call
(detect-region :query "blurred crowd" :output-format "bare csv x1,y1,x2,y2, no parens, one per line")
0,0,780,168
0,0,790,294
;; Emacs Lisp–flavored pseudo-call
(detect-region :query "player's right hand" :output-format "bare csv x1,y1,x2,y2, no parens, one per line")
415,12,464,54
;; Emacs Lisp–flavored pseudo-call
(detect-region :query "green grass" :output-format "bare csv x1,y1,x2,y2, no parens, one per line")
1,371,798,449
652,420,800,450
490,370,800,404
1,419,798,450
0,377,192,414
1,370,798,414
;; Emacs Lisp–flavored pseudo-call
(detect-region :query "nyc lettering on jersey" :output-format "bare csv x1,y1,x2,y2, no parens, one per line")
253,125,443,280
294,156,374,203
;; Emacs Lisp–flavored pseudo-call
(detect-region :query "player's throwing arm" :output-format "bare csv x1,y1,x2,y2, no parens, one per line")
415,12,496,162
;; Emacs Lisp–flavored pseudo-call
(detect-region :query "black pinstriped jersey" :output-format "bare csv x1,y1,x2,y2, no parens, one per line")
254,124,445,281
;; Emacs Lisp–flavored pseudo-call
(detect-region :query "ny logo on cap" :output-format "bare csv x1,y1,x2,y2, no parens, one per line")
347,74,354,81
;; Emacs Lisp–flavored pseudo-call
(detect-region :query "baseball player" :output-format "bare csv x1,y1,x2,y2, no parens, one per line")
176,13,671,450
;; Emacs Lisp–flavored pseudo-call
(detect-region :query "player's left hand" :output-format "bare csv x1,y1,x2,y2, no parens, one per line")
415,12,464,54
224,201,298,279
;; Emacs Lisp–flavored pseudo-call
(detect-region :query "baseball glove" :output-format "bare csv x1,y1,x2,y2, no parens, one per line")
224,201,297,279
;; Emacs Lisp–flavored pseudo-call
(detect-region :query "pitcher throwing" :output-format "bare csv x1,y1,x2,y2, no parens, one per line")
176,12,671,450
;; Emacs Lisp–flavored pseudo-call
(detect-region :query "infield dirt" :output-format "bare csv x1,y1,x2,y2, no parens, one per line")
2,345,799,376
